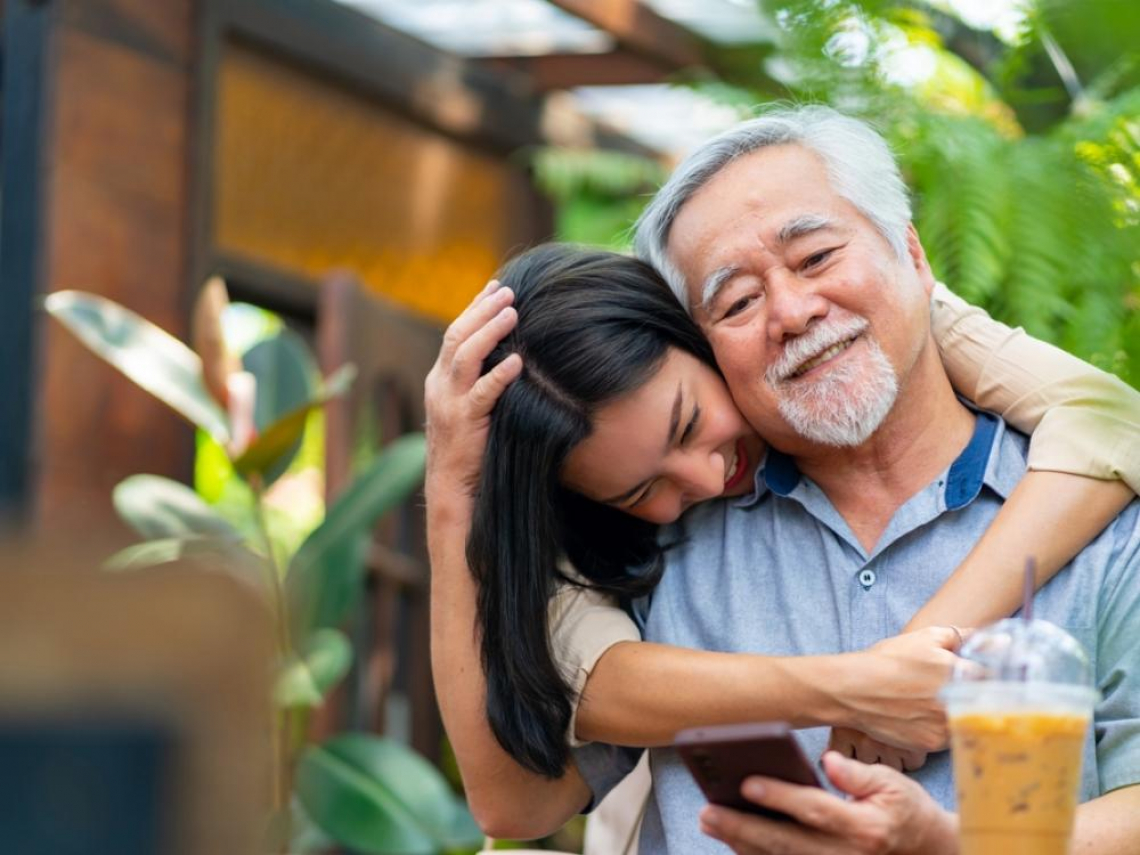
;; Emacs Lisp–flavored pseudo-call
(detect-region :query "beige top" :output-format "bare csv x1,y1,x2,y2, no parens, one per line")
548,283,1140,746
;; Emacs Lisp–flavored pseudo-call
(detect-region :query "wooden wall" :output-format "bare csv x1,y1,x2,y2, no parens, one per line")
34,0,198,532
28,0,551,537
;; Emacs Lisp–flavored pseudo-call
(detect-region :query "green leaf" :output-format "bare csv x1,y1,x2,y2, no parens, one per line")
113,475,241,541
44,290,231,443
242,331,319,483
233,404,317,483
244,330,319,425
286,433,425,639
103,536,268,593
274,628,353,709
232,364,357,483
296,734,481,855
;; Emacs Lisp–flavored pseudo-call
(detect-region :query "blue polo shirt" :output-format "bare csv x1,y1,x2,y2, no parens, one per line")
575,413,1140,854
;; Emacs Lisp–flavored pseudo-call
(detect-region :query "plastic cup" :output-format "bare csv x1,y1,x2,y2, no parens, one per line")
940,619,1097,855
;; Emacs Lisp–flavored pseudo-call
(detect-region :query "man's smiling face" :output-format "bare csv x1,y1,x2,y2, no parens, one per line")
666,144,934,450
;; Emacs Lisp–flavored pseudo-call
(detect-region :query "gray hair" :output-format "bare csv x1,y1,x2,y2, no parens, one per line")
633,105,912,311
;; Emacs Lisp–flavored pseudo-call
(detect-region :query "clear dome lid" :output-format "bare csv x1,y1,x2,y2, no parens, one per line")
949,617,1092,686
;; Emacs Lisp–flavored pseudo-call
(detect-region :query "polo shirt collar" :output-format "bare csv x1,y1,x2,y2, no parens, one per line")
733,407,1013,512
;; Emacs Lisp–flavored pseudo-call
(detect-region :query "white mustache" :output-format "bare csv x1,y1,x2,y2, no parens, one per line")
766,316,870,385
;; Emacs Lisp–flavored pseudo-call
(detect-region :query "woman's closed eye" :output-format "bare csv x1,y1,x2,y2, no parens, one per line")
627,481,658,509
680,404,701,446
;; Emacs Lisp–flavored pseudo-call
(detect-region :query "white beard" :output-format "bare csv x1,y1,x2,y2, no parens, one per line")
767,319,899,447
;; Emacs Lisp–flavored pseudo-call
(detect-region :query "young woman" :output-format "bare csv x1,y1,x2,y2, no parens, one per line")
427,245,1138,840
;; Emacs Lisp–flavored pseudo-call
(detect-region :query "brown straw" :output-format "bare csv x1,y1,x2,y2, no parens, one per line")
1023,556,1036,622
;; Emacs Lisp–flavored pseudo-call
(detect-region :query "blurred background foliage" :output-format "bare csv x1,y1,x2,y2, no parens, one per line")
533,0,1140,386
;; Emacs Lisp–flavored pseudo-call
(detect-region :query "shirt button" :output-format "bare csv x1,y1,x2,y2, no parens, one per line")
859,569,877,588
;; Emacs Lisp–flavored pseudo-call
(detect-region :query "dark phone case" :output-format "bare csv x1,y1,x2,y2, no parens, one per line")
674,722,822,819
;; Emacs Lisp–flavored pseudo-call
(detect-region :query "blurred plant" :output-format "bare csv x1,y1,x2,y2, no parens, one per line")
535,2,1138,385
45,282,481,855
532,147,667,249
741,0,1140,383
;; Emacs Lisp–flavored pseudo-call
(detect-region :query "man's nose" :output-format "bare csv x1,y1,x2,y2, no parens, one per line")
766,274,829,343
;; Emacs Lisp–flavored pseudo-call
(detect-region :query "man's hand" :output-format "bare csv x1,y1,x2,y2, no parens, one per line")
699,751,958,855
828,727,927,772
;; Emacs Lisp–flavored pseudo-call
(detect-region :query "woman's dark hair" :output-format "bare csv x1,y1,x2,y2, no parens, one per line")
467,244,716,778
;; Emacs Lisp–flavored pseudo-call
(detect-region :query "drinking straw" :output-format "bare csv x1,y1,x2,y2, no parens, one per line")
1023,556,1036,622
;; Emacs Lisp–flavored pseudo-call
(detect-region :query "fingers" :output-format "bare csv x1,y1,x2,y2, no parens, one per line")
918,625,962,652
833,729,906,770
734,776,855,838
451,303,518,386
440,281,513,363
854,735,907,771
469,352,523,416
875,749,905,772
820,751,899,800
700,804,840,855
828,727,857,760
853,737,884,766
900,749,928,772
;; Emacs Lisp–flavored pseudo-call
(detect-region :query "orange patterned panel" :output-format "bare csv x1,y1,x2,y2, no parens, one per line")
213,42,533,323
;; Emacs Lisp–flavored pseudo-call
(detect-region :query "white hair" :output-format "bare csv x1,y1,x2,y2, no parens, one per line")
633,105,912,312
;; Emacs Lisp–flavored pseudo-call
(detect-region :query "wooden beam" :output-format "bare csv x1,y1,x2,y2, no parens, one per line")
208,0,548,156
490,49,674,90
0,0,52,528
547,0,705,70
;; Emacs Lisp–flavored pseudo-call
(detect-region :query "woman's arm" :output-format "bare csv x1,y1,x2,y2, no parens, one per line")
905,472,1131,629
904,284,1138,630
425,282,589,839
574,624,962,754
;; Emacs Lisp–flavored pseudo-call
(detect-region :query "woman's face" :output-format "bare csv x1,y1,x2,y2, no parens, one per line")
561,348,766,525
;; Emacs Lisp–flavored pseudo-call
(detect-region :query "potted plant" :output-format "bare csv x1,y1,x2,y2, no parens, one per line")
46,281,481,854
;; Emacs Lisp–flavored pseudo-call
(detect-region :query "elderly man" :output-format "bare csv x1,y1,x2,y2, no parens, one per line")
569,106,1140,853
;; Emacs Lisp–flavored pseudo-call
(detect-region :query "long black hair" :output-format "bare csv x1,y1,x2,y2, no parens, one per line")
466,244,717,778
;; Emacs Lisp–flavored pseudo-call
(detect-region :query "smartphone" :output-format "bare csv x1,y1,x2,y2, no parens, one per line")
674,721,823,819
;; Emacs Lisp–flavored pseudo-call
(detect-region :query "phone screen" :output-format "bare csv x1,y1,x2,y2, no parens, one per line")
674,722,822,819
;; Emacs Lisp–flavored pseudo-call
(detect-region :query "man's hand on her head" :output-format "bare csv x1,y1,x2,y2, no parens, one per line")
698,751,958,855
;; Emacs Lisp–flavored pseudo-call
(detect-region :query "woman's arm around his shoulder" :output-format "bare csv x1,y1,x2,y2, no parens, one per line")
931,282,1139,490
919,283,1136,630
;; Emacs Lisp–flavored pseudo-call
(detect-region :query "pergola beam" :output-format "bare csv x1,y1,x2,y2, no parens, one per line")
491,49,674,90
546,0,705,71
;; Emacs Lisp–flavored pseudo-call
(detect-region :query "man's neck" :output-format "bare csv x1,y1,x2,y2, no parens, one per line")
793,340,977,553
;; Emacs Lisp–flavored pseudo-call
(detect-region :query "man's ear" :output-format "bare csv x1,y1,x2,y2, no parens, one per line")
905,223,936,297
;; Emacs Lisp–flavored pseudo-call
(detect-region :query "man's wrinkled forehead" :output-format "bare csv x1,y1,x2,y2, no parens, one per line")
663,144,838,310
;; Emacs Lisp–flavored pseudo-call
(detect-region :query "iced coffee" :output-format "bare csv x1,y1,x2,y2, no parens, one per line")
941,619,1097,855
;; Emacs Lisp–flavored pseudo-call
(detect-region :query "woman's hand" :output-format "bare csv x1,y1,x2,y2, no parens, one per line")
834,626,967,753
424,280,523,502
